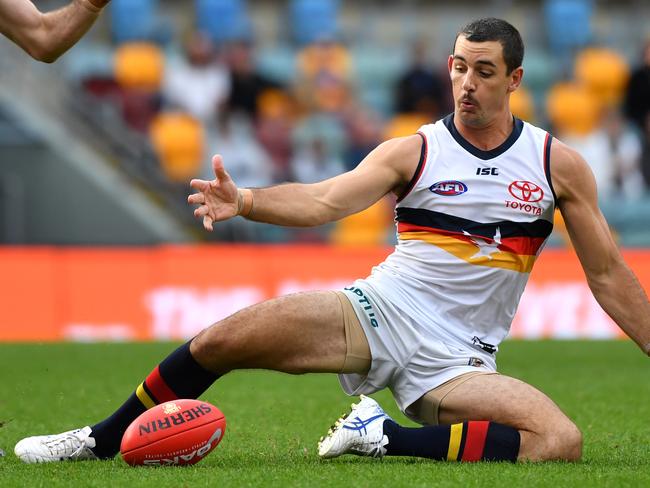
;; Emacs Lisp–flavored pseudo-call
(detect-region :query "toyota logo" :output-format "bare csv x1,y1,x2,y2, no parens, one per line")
508,180,544,202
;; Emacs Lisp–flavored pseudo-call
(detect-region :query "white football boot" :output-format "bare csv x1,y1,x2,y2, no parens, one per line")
318,395,391,459
14,426,99,463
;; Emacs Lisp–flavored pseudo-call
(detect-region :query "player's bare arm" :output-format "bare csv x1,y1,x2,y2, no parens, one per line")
188,134,422,231
0,0,109,63
552,140,650,355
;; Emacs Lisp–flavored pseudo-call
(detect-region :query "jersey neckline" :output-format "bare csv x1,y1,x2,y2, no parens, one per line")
442,113,524,160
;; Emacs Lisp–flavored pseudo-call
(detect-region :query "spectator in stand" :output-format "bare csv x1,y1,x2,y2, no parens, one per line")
291,113,346,184
564,108,644,199
394,39,448,119
641,120,650,191
294,38,352,114
624,39,650,132
343,104,384,171
224,40,280,120
602,109,645,198
289,123,346,243
206,112,273,190
163,31,230,126
623,39,650,190
291,137,345,185
255,89,296,181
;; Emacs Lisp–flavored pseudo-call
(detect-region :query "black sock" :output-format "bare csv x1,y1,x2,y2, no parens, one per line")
90,341,219,459
383,419,520,462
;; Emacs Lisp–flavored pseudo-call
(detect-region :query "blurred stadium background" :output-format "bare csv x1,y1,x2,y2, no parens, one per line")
0,0,648,343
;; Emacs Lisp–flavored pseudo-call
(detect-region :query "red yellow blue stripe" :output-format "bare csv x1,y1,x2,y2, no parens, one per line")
399,230,538,273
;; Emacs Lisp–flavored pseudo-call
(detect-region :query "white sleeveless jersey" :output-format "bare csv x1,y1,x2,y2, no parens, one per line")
366,114,555,356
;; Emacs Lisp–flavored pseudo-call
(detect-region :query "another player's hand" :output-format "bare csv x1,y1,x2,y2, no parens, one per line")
188,155,239,231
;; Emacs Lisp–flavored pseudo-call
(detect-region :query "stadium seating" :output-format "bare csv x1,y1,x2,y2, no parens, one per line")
574,47,629,106
384,113,429,139
521,49,557,109
330,198,393,246
256,44,297,84
353,45,409,116
114,43,164,91
110,0,168,44
195,0,253,43
510,85,536,123
149,112,205,182
546,82,600,136
113,42,165,131
544,0,593,54
289,0,341,45
601,197,650,246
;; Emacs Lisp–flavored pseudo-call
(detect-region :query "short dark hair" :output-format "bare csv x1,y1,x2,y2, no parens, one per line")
455,18,524,74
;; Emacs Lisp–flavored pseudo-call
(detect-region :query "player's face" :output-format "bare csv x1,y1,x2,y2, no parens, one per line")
448,36,522,128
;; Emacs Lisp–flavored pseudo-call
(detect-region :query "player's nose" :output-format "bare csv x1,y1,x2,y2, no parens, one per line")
461,72,476,91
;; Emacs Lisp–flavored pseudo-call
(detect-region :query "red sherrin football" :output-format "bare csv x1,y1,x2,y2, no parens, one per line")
120,399,226,466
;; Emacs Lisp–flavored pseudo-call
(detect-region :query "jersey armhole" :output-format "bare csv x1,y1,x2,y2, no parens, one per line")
543,133,558,206
396,131,428,203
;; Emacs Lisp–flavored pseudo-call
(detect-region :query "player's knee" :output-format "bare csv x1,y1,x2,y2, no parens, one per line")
190,326,238,371
561,423,583,461
544,422,582,461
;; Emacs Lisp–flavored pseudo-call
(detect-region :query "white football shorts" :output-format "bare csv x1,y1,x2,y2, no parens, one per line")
338,279,496,414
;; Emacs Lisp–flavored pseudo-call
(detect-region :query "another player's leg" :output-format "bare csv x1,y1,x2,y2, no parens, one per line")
15,291,356,463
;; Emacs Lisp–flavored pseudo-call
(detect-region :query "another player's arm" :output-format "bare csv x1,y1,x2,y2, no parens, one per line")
552,140,650,355
188,135,422,231
0,0,109,63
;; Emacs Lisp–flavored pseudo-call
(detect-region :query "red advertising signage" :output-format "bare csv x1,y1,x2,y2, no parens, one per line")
0,246,647,341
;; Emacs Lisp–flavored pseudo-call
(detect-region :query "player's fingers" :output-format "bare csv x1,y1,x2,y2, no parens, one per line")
187,193,205,205
194,205,210,218
203,215,214,231
190,178,210,191
212,155,230,181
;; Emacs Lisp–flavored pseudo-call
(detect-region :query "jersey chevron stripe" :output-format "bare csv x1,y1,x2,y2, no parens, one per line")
398,222,547,256
447,423,464,461
399,231,537,273
135,383,156,409
396,207,553,239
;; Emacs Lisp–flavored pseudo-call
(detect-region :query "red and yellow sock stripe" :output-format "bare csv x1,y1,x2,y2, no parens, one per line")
447,421,490,462
135,366,178,409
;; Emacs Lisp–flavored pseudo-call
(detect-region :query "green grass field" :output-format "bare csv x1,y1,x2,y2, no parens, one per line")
0,341,649,487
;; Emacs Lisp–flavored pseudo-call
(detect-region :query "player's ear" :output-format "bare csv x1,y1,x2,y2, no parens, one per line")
447,55,454,74
507,66,524,93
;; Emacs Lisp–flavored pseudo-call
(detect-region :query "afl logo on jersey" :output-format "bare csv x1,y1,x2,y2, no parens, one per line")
508,180,544,202
429,180,468,196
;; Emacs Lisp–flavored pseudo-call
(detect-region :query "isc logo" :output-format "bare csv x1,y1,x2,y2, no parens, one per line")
429,180,468,196
476,167,499,176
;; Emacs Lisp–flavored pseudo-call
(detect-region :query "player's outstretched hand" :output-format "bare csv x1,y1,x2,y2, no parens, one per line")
188,155,239,231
